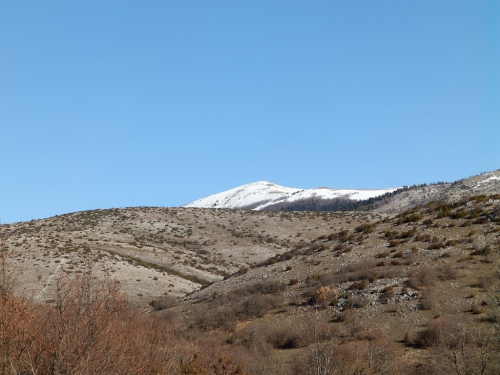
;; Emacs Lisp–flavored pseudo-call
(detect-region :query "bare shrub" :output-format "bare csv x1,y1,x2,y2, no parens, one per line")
0,271,186,375
477,275,496,289
348,280,368,291
423,218,434,227
334,243,344,251
343,339,396,374
296,316,340,375
410,317,500,375
354,223,376,234
241,294,284,318
472,244,494,256
408,266,438,289
265,325,302,349
192,304,237,331
150,295,177,311
388,240,399,248
332,260,378,283
439,264,461,281
411,317,454,347
420,287,438,310
294,332,397,375
382,285,394,297
345,294,368,309
179,351,246,375
428,242,445,250
392,250,403,258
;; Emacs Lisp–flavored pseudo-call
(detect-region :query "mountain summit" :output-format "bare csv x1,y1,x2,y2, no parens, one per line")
183,170,500,212
183,181,397,210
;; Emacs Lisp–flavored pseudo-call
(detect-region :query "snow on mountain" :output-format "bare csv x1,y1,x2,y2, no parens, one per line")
183,181,398,210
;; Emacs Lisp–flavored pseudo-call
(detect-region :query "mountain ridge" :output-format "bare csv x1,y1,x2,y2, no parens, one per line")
183,181,398,210
184,170,500,213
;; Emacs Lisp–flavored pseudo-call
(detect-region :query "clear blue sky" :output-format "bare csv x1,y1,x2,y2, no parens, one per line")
1,1,499,223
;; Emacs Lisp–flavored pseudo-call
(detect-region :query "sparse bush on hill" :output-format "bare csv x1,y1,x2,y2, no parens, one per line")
404,213,423,223
150,295,177,311
419,287,438,310
408,266,438,289
241,294,284,318
409,317,500,375
312,286,339,307
354,223,376,234
345,294,369,309
438,264,460,280
388,240,399,248
264,325,302,349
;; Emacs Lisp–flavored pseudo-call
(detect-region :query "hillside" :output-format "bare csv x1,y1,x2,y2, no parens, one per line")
374,170,500,213
0,207,381,306
0,190,499,373
166,192,500,373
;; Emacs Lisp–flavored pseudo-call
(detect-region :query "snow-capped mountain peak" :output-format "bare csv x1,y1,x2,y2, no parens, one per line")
183,181,398,210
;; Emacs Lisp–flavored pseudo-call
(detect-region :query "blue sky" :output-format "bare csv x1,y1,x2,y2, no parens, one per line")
1,0,499,223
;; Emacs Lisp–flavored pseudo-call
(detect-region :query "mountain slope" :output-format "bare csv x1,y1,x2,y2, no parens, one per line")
374,169,500,213
183,181,398,210
0,207,376,306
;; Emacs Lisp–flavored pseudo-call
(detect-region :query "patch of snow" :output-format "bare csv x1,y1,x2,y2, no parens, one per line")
475,175,500,186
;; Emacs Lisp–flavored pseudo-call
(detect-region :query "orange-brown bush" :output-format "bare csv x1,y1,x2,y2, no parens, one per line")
0,267,243,375
0,272,179,374
179,352,246,375
312,286,339,307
